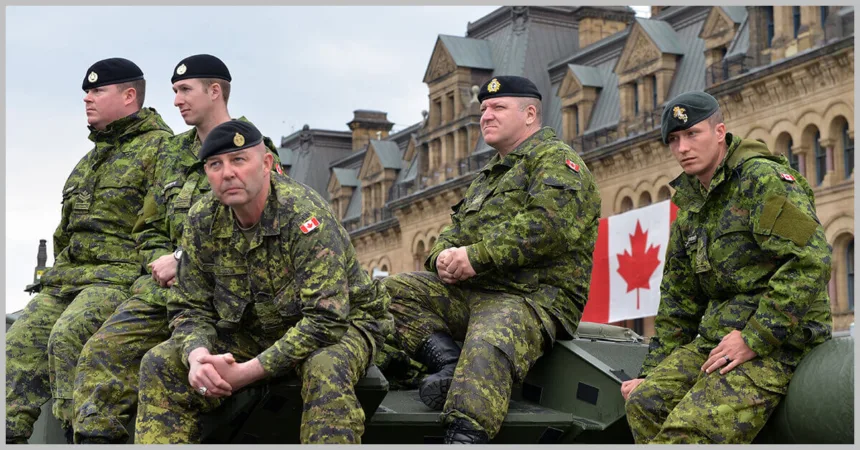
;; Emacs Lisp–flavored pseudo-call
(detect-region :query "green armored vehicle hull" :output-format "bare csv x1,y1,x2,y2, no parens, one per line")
7,314,853,445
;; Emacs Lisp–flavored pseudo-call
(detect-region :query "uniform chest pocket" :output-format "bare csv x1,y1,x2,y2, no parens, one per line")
274,282,301,325
709,220,756,276
95,174,146,219
212,267,251,328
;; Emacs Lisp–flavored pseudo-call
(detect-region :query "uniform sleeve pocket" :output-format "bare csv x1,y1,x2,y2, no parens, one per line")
755,194,818,247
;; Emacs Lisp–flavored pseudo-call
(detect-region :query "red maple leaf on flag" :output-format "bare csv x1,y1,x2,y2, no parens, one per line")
616,221,662,309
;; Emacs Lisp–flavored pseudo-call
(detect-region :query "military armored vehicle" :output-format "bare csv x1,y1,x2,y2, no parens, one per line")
8,240,854,444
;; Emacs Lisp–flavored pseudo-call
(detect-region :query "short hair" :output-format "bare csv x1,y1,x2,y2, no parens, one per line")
201,78,231,105
518,97,542,124
707,108,724,127
117,79,146,109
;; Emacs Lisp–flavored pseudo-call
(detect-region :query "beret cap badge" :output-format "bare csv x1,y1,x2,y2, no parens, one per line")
233,133,245,147
487,78,501,93
176,64,187,76
87,72,98,83
673,106,688,123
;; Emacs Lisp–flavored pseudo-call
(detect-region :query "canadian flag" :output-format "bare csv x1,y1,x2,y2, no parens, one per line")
300,217,320,234
582,200,679,323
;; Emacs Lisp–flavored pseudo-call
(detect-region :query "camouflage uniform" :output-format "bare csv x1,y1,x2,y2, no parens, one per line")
386,127,601,438
626,135,833,444
134,172,393,444
73,121,283,443
5,108,172,443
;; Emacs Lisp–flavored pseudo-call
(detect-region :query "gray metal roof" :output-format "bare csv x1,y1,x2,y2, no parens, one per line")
568,64,605,88
288,147,353,201
725,15,749,59
582,58,621,133
666,19,706,99
637,18,685,55
396,155,419,184
278,147,294,167
720,6,747,24
343,184,362,220
438,35,495,70
331,168,359,187
369,140,402,169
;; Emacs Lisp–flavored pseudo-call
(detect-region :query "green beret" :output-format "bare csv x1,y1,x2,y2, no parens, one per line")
661,91,720,144
199,120,263,161
172,54,231,84
477,75,542,102
82,58,144,91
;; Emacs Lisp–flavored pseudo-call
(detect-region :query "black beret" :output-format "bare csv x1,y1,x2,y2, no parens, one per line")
477,75,542,103
172,54,231,84
199,120,263,161
661,91,720,144
82,58,144,91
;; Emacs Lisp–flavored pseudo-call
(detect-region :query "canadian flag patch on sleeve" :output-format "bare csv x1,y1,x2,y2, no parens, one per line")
780,173,795,182
566,159,580,172
300,217,320,234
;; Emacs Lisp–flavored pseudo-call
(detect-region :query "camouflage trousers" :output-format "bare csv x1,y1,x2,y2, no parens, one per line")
384,271,554,439
73,296,169,443
625,339,793,444
5,285,127,443
134,324,372,444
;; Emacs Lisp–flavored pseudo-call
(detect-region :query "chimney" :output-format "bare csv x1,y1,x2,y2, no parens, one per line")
575,7,636,49
347,110,394,151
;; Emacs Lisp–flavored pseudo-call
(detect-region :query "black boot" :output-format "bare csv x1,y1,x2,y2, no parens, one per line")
416,332,461,411
444,417,490,444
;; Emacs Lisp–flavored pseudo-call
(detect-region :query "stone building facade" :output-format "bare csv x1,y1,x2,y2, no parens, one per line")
279,6,854,336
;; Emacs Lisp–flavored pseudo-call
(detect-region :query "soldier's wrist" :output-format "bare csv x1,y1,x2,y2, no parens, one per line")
466,242,493,273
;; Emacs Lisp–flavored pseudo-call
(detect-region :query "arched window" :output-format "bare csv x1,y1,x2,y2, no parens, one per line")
843,124,853,178
620,196,634,213
814,131,826,184
786,137,800,172
848,240,854,311
658,186,672,201
638,191,652,208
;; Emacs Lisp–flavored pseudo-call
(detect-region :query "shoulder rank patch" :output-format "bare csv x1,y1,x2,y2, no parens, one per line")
780,173,795,182
566,159,580,172
300,217,320,234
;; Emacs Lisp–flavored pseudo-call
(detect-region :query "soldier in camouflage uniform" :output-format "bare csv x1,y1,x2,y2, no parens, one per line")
384,76,601,443
5,58,173,444
621,91,832,444
71,55,283,443
133,120,393,444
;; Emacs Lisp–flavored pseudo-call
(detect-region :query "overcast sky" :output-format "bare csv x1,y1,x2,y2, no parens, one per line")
5,6,649,313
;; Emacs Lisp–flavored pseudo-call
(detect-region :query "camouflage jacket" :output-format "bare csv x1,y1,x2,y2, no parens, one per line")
40,108,173,296
639,134,833,377
132,118,284,302
426,127,601,340
167,172,394,377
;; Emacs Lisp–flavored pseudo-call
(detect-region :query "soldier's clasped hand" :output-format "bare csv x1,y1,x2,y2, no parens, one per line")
701,330,757,375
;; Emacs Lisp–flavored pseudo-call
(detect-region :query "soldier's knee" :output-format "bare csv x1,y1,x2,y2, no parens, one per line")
139,343,179,385
302,352,345,382
380,272,413,297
